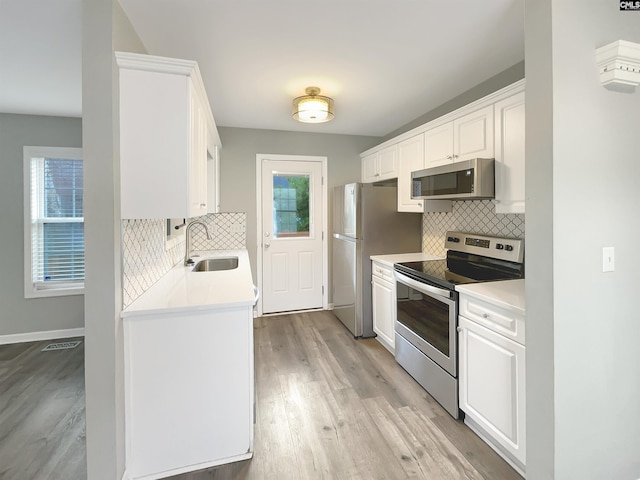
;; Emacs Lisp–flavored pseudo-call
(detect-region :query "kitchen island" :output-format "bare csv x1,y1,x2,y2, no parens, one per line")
121,249,256,480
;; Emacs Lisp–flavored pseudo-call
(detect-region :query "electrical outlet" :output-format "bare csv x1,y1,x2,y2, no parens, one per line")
230,223,245,233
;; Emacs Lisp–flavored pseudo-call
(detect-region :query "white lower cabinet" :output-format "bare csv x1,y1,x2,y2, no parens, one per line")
123,306,254,479
371,261,396,353
459,299,526,475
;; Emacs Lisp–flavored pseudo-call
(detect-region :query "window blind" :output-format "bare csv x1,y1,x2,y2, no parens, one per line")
30,157,84,289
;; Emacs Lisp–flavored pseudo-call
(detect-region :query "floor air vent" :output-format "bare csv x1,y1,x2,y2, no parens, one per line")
42,341,82,352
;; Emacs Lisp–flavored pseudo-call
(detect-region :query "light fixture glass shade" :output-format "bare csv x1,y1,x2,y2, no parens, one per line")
292,87,335,123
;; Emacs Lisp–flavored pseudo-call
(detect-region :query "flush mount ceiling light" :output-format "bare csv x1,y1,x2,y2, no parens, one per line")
292,86,335,123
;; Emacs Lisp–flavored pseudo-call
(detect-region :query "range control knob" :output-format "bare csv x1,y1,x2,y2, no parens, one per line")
496,243,504,250
505,244,514,252
447,236,460,243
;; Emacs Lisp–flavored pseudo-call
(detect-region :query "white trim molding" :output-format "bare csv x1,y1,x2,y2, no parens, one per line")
596,40,640,93
0,328,85,345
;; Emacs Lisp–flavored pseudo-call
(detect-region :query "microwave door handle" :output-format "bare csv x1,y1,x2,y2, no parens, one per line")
394,271,451,299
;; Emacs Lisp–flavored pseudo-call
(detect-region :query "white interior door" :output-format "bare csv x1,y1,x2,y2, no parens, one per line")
261,159,324,313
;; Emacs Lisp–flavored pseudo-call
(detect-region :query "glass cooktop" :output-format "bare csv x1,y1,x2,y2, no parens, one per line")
395,251,524,290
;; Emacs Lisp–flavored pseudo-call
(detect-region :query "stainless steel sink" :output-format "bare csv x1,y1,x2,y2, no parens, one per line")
192,257,239,272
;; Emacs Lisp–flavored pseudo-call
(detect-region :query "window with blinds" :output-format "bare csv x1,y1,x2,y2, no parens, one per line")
24,146,84,298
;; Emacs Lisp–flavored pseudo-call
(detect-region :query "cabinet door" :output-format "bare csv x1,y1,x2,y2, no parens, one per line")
120,69,191,219
377,145,398,181
494,92,525,214
397,135,425,212
424,122,454,168
372,273,395,353
459,316,526,466
189,86,208,217
207,145,220,213
361,153,378,183
454,105,494,161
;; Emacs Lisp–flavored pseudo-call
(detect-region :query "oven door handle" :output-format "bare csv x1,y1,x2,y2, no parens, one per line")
394,271,452,299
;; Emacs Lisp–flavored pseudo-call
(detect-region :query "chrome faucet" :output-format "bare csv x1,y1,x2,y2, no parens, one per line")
184,221,212,266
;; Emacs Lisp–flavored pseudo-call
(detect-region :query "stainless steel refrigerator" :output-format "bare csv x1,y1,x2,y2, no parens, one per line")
332,183,422,337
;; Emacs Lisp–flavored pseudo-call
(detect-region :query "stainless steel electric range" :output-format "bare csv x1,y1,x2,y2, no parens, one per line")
393,231,525,418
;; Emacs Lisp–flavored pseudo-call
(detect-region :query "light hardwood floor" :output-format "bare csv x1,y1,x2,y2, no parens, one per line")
169,311,521,480
0,337,86,480
0,311,522,480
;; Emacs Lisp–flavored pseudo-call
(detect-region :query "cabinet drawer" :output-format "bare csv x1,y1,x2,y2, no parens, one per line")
459,294,525,345
372,262,394,281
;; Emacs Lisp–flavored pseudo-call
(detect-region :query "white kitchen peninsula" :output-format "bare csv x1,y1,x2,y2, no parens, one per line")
121,250,256,480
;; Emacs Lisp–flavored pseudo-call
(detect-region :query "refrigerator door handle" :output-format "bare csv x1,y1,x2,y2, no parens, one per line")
333,233,357,241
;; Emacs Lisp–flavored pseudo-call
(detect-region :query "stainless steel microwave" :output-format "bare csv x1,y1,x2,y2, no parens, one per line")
411,158,495,200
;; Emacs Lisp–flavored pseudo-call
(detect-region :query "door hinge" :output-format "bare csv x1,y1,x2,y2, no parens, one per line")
322,231,324,240
322,285,325,295
322,176,324,186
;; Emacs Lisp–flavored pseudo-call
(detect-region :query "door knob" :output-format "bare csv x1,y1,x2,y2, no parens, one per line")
264,243,270,249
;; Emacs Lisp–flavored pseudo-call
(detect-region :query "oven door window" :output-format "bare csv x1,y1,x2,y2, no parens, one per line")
396,282,457,376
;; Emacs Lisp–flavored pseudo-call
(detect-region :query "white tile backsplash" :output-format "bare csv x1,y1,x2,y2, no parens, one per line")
121,213,247,307
422,200,525,256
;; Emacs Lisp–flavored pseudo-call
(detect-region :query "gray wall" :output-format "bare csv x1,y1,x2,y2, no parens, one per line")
0,113,84,337
526,2,640,478
524,0,555,477
218,126,379,293
82,0,145,479
381,61,525,142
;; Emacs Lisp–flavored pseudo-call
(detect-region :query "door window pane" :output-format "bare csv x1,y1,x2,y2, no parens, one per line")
273,174,310,238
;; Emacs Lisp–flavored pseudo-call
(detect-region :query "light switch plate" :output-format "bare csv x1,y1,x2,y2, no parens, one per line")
602,246,615,272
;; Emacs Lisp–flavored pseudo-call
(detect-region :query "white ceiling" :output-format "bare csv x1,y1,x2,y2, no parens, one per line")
0,0,524,137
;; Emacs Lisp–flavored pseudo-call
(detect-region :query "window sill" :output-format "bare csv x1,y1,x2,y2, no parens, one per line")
25,286,85,299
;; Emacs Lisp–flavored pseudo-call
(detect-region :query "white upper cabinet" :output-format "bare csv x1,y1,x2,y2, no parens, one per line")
397,134,425,212
425,105,494,168
494,92,525,214
116,52,221,219
424,122,455,168
361,80,524,214
207,145,221,214
362,145,398,183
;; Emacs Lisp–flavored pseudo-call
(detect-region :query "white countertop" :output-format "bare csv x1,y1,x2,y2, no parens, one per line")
370,252,443,267
122,249,256,317
455,279,525,314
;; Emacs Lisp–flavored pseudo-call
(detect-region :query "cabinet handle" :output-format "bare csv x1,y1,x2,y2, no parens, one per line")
200,203,206,207
375,173,380,177
446,155,452,160
418,202,422,207
456,326,462,333
453,154,459,159
482,313,490,319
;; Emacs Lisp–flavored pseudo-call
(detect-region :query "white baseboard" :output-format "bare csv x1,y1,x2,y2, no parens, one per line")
0,327,85,345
